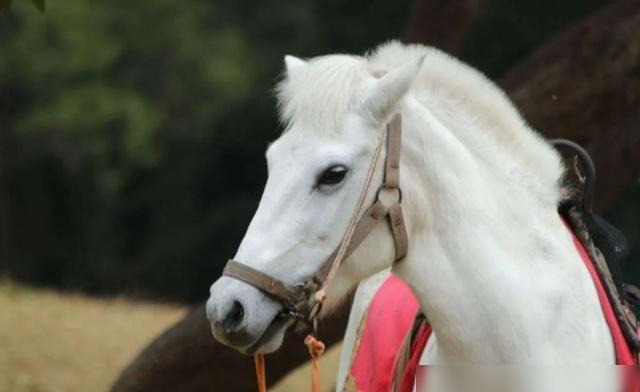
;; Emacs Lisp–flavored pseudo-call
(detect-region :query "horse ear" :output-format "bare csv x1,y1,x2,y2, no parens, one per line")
363,56,425,122
284,55,307,75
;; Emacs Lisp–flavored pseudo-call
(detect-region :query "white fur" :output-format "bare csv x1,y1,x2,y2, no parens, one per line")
207,41,616,391
284,55,307,73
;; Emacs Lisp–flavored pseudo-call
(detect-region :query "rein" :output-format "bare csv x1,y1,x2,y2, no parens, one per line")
223,114,408,391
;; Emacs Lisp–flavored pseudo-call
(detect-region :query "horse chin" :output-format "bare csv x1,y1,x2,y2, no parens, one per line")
241,314,294,355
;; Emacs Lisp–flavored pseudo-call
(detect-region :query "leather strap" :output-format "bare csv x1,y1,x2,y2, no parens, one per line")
223,261,301,306
387,203,408,261
381,114,408,261
313,201,388,283
384,115,402,189
223,113,409,320
392,313,428,392
551,139,595,213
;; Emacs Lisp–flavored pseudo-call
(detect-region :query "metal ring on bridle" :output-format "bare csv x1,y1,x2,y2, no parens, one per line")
376,185,403,204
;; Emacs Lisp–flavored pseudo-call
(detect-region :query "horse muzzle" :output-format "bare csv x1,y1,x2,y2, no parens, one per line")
207,275,289,354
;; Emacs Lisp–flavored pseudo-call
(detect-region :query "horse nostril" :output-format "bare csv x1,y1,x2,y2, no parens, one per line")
223,300,244,333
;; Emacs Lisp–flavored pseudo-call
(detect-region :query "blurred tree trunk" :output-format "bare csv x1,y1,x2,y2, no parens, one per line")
113,1,640,391
403,0,488,54
500,0,640,212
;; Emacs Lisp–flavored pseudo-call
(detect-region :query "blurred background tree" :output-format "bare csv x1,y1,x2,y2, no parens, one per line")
0,0,638,306
0,0,413,302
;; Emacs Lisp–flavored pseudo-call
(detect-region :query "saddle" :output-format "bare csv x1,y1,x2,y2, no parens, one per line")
553,139,640,354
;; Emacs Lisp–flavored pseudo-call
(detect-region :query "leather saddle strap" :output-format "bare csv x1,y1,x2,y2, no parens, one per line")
223,261,298,306
392,313,428,392
551,139,595,213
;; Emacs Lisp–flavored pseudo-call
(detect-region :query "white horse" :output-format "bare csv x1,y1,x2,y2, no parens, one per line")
207,42,618,391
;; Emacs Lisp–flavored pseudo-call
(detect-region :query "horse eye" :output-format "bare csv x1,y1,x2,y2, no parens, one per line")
317,165,348,186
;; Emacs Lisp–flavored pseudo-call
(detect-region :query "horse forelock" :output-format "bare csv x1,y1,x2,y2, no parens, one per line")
276,54,370,133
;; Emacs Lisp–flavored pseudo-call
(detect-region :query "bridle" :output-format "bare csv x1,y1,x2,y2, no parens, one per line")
223,113,409,330
222,113,408,392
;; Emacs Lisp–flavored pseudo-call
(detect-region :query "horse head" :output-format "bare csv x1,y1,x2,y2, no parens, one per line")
206,52,423,354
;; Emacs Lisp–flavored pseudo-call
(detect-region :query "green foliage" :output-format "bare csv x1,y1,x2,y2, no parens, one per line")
0,0,10,13
0,0,45,13
0,0,411,302
31,0,43,12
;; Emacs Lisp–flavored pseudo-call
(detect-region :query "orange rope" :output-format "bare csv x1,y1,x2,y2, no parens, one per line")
252,337,325,392
254,354,267,392
304,335,326,392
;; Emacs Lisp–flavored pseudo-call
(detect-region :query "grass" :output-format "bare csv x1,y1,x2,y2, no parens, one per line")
0,280,341,392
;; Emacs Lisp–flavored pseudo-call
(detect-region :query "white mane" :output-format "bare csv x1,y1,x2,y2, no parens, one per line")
276,41,564,204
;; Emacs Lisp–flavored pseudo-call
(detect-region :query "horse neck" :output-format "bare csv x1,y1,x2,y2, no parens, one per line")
391,97,613,363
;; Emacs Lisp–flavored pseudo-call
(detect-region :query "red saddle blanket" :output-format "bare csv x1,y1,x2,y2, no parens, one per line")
345,222,638,392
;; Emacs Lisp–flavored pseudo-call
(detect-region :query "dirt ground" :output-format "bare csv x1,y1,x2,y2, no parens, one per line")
0,280,341,392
